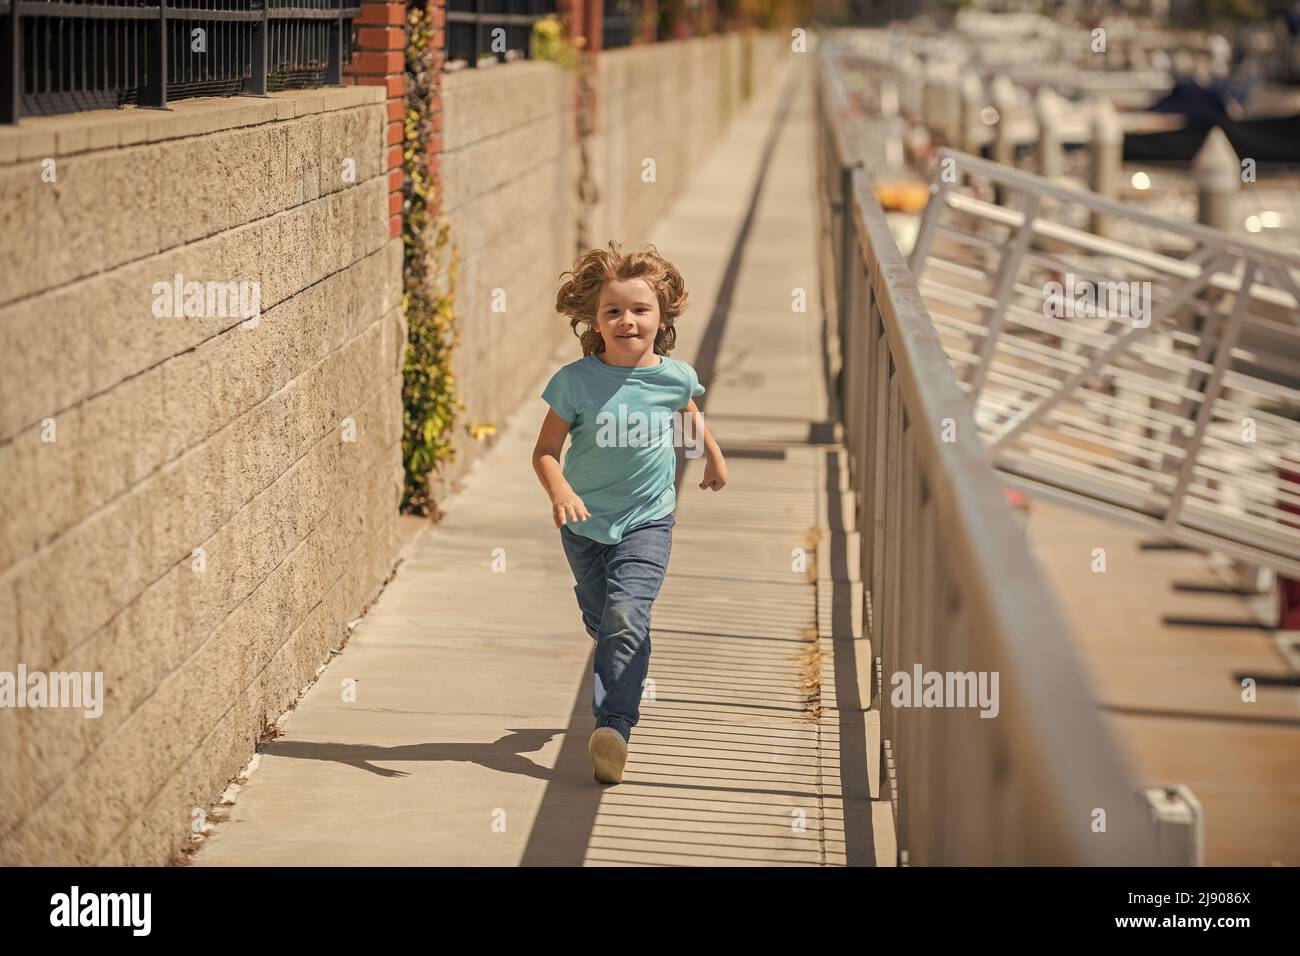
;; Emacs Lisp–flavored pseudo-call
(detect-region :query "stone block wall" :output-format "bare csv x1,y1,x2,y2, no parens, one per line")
436,59,580,481
0,87,404,864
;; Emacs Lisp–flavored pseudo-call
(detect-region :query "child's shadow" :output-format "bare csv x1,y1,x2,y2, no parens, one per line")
260,729,563,781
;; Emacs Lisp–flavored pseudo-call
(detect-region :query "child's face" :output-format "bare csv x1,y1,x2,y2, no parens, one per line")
595,278,665,360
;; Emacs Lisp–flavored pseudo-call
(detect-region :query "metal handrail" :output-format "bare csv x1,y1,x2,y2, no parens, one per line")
818,46,1162,865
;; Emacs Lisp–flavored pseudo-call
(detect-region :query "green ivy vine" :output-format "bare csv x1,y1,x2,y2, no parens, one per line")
401,1,461,515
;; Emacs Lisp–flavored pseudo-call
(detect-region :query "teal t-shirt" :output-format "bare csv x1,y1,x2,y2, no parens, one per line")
542,353,706,544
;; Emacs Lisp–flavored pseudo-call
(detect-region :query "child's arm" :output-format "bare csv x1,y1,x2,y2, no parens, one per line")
681,398,728,491
532,409,591,527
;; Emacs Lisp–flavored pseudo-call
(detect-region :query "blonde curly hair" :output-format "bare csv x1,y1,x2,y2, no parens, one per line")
554,240,690,357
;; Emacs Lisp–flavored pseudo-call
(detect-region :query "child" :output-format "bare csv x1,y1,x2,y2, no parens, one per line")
531,241,728,784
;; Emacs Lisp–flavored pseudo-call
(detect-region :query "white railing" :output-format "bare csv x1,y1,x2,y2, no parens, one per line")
819,45,1166,865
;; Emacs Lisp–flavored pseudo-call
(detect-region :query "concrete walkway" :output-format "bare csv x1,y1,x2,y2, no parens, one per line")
192,51,892,867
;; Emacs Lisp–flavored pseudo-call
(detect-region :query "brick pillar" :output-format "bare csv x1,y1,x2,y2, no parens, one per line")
641,0,657,43
556,0,603,139
345,1,410,239
558,0,585,46
584,0,603,137
558,0,608,56
673,0,689,38
586,0,605,55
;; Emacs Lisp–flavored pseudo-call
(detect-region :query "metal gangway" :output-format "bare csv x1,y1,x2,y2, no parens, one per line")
909,151,1300,578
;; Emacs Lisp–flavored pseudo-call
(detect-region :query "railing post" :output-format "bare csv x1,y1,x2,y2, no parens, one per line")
831,155,855,418
878,357,903,856
893,417,916,861
1194,127,1240,233
837,161,856,421
1088,97,1121,238
1164,260,1257,530
911,473,937,864
861,303,881,607
854,230,875,538
473,0,483,66
989,74,1017,168
968,191,1040,399
1,0,19,124
907,176,950,280
1036,87,1064,180
248,2,269,95
843,232,861,474
960,72,984,155
142,0,169,109
326,0,345,85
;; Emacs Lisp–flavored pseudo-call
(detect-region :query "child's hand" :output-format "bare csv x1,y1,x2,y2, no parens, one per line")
551,490,591,528
699,457,727,492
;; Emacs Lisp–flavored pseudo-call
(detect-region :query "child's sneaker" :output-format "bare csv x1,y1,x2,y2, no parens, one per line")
588,727,628,784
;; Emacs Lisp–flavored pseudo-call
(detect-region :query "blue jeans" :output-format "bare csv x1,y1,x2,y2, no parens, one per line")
559,511,675,744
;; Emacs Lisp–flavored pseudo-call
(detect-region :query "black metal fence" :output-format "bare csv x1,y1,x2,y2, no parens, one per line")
445,0,556,67
602,0,638,51
1,0,361,124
